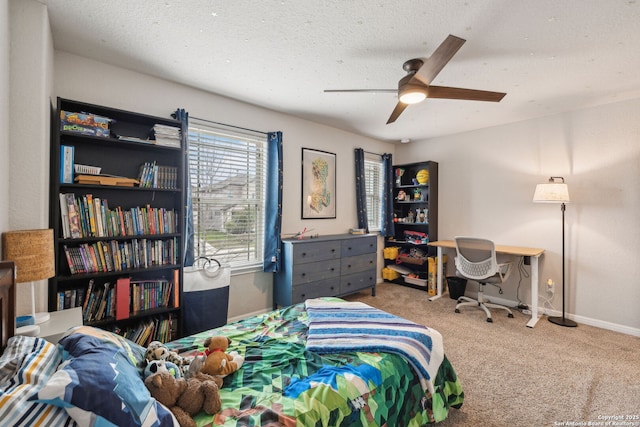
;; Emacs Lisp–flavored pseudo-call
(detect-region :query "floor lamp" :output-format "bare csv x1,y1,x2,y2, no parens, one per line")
533,177,577,327
2,229,55,336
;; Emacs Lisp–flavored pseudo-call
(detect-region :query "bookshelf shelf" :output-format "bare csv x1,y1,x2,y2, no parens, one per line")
49,97,185,344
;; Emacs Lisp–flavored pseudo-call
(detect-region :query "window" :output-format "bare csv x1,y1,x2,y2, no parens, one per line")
364,154,383,231
188,119,267,271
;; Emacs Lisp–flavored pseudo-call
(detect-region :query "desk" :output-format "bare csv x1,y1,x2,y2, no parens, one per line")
428,240,545,328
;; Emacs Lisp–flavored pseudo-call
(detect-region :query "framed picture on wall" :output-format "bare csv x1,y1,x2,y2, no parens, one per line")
301,148,336,219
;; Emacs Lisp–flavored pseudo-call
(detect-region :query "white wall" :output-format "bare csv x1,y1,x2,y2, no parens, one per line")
396,99,640,334
3,0,53,315
0,0,9,234
52,51,394,320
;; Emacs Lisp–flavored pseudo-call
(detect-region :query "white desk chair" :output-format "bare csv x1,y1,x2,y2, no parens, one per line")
453,237,514,323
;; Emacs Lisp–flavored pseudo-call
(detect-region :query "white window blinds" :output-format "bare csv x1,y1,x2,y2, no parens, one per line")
188,119,267,270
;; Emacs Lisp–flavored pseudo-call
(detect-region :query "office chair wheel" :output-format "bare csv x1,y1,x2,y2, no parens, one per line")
455,309,460,313
486,317,493,323
508,313,514,318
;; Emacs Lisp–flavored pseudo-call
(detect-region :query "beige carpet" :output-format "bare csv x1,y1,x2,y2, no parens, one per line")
344,282,640,427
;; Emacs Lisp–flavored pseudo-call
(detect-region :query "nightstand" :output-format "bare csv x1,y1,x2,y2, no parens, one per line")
37,307,83,343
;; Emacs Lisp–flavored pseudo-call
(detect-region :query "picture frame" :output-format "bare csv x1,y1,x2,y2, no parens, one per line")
301,148,336,219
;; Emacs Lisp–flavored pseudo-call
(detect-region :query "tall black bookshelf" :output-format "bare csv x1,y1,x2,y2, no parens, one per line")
383,161,439,293
48,97,185,343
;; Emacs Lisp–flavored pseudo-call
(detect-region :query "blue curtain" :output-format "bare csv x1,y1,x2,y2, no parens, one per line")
354,148,369,233
381,153,395,237
173,108,194,267
263,131,283,272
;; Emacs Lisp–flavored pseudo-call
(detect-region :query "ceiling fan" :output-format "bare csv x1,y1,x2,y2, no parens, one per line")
324,34,506,124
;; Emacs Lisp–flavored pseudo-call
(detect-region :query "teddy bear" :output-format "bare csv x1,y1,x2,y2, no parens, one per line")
144,370,222,427
200,336,244,378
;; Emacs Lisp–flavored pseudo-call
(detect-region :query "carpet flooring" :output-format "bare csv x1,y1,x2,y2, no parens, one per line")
344,282,640,427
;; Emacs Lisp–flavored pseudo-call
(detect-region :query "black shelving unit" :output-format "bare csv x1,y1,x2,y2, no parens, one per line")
48,97,185,342
383,161,438,293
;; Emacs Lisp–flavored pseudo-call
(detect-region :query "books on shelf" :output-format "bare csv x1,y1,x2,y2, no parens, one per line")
138,162,178,189
121,315,176,346
56,287,86,311
62,237,178,275
71,275,176,327
131,278,174,313
59,193,178,239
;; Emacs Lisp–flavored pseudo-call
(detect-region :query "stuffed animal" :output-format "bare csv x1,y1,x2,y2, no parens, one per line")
144,371,222,427
200,336,244,378
145,340,189,367
143,359,182,379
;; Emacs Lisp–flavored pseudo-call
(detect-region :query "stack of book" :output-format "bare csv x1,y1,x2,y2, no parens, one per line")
153,124,181,148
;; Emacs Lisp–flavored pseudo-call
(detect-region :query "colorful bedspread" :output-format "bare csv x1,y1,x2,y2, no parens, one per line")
166,298,464,427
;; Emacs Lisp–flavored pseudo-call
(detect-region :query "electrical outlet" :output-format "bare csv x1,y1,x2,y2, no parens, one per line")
546,279,555,294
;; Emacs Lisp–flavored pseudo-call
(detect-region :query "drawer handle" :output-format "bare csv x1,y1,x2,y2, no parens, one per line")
347,246,352,251
346,282,351,287
331,248,336,253
347,264,351,268
369,260,373,264
302,252,307,257
330,267,335,271
301,273,306,277
301,293,306,298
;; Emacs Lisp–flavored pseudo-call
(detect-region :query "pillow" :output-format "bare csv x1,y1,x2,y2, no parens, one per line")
33,326,178,427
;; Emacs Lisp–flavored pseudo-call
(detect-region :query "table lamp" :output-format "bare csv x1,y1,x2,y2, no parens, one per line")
533,177,577,327
2,229,55,335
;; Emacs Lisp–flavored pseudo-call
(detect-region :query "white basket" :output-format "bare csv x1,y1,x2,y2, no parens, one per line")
74,164,101,175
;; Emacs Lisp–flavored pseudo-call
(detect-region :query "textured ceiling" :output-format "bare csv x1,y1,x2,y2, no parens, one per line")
37,0,640,143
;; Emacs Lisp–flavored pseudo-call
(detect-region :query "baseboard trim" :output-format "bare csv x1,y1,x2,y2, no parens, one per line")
464,291,640,337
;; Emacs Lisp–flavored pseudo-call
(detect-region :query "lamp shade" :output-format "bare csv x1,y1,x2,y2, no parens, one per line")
533,182,570,203
2,229,55,282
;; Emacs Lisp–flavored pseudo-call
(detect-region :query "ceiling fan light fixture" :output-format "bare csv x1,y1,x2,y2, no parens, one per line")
398,85,427,104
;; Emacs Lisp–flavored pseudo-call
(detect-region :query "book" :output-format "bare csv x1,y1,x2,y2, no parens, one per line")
66,193,81,238
173,268,180,307
115,277,131,320
59,193,71,238
61,145,74,184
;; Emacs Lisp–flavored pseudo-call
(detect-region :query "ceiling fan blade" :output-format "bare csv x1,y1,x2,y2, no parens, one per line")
324,89,397,93
426,86,506,102
386,102,409,124
413,34,466,86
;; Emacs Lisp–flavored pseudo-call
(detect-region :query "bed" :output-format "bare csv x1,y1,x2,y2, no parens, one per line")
0,272,464,427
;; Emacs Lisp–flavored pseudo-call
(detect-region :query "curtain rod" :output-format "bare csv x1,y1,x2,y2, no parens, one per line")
363,149,383,157
190,115,269,136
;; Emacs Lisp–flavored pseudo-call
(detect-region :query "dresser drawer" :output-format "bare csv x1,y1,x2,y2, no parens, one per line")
340,252,376,275
292,241,341,264
340,270,377,294
341,235,377,257
291,259,341,285
292,279,340,304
